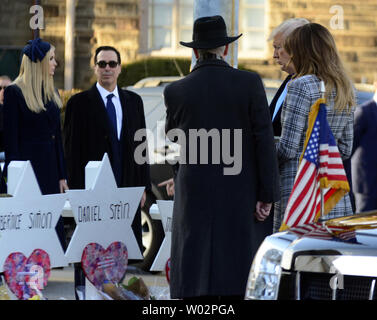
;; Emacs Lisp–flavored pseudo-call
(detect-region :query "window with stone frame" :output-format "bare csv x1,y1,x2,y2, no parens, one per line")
239,0,268,59
148,0,193,53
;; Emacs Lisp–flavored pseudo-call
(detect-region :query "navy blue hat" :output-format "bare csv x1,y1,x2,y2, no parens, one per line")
22,38,51,63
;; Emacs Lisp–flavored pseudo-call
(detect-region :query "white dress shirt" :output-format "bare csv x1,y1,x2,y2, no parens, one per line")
96,82,123,140
272,80,290,122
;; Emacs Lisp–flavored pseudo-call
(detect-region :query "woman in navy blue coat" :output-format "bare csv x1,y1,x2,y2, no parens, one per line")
2,38,68,250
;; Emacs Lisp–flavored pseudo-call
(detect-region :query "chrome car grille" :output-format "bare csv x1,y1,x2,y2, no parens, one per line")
278,271,377,300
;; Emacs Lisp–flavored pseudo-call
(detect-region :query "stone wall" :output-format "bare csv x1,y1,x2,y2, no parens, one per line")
1,1,377,87
40,0,139,89
240,0,377,84
0,0,31,46
0,0,140,89
0,0,33,80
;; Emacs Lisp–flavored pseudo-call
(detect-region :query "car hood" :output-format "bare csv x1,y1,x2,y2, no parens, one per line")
266,211,377,274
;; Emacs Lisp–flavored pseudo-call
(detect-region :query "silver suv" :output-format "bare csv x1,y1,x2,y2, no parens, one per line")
245,212,377,300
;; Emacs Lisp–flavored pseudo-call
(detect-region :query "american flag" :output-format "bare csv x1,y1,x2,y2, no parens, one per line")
287,222,357,242
280,98,350,232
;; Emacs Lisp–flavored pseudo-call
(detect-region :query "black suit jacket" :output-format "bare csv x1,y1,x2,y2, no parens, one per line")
269,75,292,136
63,84,150,191
0,103,4,152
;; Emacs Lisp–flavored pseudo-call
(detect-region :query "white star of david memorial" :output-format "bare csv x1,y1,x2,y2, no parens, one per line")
65,153,144,263
150,200,173,271
0,161,68,271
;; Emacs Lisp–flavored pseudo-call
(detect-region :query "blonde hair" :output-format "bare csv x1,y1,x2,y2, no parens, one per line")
13,46,62,112
284,23,355,113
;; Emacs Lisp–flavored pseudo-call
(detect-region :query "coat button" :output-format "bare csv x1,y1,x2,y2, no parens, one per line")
52,135,55,139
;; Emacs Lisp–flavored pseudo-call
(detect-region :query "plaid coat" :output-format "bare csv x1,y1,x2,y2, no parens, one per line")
273,74,354,232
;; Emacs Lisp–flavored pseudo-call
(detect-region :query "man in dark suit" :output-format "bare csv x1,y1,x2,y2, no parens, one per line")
63,46,150,299
164,15,280,300
351,82,377,212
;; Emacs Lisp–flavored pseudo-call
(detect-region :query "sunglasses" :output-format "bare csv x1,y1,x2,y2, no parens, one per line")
96,60,119,68
0,86,7,90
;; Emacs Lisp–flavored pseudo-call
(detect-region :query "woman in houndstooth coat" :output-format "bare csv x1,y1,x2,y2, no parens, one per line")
273,23,355,232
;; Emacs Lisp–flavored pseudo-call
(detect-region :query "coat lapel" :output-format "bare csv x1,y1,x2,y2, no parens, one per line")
269,75,292,120
118,89,132,146
87,84,113,134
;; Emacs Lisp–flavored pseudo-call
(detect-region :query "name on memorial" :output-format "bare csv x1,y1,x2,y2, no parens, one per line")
78,205,101,222
165,217,172,233
0,214,22,230
110,201,130,220
76,202,131,223
0,211,54,230
29,211,52,229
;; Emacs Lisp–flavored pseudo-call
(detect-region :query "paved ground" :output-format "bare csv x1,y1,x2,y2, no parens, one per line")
43,265,170,300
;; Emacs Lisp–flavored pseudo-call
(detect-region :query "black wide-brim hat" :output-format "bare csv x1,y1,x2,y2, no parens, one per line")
180,15,242,49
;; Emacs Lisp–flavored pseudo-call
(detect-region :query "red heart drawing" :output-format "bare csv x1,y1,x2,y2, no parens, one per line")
165,258,171,284
3,249,51,300
81,242,128,289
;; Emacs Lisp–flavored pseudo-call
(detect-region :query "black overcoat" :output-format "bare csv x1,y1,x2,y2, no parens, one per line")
63,84,151,250
351,98,377,211
164,59,280,298
63,84,150,190
3,84,67,194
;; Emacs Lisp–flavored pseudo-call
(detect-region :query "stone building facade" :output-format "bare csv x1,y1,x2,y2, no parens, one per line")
0,0,376,89
0,0,140,89
0,0,31,80
248,0,377,83
40,0,139,88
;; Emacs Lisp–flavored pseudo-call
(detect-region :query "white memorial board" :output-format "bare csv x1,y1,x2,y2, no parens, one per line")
0,161,68,271
150,200,173,271
65,154,144,263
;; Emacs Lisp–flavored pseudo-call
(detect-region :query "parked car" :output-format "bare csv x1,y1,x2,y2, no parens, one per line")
245,212,377,300
125,77,180,271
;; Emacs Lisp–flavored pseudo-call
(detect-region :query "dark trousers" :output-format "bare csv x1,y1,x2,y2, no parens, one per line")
74,263,86,300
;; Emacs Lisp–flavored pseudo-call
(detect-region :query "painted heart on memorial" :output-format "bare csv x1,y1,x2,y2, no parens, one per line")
165,258,171,284
81,241,128,289
3,249,51,300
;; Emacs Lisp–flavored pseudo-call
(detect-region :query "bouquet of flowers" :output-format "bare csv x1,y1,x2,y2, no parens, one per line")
100,277,151,300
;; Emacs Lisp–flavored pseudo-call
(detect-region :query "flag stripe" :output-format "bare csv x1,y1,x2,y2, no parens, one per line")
287,169,317,227
280,99,350,233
